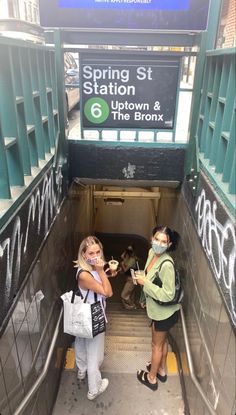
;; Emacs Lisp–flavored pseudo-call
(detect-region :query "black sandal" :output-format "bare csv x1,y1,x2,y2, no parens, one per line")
146,362,167,383
137,370,158,391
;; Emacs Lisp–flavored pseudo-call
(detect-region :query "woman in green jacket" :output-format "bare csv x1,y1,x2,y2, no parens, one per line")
136,225,180,391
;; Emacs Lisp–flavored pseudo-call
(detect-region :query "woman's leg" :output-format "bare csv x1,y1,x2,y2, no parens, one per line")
75,336,87,375
121,277,133,302
159,339,168,376
121,277,136,308
86,332,105,395
148,324,168,383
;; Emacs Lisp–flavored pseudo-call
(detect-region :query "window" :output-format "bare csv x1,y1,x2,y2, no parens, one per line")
8,0,19,18
24,1,28,21
27,2,32,22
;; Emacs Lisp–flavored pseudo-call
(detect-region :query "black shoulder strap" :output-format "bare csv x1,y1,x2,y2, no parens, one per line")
158,259,175,274
76,268,86,280
76,268,98,303
151,259,174,281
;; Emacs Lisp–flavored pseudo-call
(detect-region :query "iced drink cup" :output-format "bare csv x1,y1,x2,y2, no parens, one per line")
134,270,146,279
109,260,119,271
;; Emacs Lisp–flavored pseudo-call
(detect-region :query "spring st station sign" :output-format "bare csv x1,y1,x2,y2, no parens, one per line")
80,52,180,130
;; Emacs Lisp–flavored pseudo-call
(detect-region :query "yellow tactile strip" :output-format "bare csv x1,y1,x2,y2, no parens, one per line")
166,351,178,374
180,352,190,375
64,347,75,369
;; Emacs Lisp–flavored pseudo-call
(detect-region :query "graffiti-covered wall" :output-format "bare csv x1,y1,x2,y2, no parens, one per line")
0,165,64,330
184,173,236,330
0,165,77,414
194,177,236,328
171,171,235,415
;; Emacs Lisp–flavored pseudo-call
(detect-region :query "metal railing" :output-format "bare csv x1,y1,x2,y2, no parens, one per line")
0,36,59,201
13,307,63,415
180,307,217,415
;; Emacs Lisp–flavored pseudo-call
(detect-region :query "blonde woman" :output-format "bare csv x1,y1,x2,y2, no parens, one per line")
74,236,113,400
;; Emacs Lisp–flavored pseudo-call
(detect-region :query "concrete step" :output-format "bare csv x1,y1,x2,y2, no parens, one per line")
108,310,147,317
107,319,149,328
108,314,149,323
105,341,150,353
105,335,151,353
107,309,147,317
107,329,150,343
107,318,149,326
107,303,150,337
102,350,151,374
107,302,144,311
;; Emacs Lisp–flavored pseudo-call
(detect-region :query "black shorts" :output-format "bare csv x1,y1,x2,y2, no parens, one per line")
152,310,179,332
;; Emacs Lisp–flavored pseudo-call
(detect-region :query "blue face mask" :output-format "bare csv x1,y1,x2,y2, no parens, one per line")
151,241,168,255
86,256,101,265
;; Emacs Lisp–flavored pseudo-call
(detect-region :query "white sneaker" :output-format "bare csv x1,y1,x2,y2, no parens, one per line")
87,378,109,400
77,369,86,380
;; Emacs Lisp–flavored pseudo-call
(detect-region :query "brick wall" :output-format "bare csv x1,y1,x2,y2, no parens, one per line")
217,0,236,48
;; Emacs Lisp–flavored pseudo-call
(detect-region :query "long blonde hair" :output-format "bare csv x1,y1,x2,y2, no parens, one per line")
73,236,105,271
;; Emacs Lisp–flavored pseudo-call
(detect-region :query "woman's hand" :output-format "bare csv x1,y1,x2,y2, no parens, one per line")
135,276,146,286
139,302,146,309
109,270,118,277
104,263,120,278
93,258,105,271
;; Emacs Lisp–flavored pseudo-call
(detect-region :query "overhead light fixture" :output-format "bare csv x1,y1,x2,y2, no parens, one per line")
104,198,124,206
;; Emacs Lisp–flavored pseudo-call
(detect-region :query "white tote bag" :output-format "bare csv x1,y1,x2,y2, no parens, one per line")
61,290,93,338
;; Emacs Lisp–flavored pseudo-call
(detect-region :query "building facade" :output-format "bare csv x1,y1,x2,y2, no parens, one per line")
0,0,39,24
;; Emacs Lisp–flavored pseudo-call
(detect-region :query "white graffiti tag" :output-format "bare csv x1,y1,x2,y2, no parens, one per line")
0,168,62,314
122,163,136,179
0,217,22,300
195,189,236,325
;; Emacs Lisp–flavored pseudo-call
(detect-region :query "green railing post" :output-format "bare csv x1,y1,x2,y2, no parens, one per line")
0,36,60,225
184,0,222,185
53,29,68,175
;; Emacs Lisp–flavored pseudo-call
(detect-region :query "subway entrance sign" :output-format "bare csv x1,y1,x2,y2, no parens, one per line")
80,52,180,130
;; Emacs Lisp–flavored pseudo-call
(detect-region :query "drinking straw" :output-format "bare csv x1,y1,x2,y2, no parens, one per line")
136,261,140,270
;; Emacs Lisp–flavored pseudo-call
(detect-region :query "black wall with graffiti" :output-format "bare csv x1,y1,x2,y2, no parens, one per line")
184,173,236,329
68,141,185,183
0,166,64,330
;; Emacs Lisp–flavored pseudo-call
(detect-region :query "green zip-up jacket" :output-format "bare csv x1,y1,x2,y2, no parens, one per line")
140,249,180,321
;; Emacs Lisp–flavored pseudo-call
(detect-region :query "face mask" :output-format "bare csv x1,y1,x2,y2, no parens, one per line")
86,256,101,265
151,241,168,255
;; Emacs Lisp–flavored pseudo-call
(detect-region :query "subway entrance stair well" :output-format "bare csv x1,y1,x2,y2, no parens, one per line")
53,233,185,415
0,1,235,414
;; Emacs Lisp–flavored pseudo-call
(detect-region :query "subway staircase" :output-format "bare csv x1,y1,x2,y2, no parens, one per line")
102,302,151,374
53,299,184,415
53,233,184,414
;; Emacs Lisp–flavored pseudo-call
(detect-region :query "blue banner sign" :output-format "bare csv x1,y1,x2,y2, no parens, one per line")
39,0,210,31
59,0,190,11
